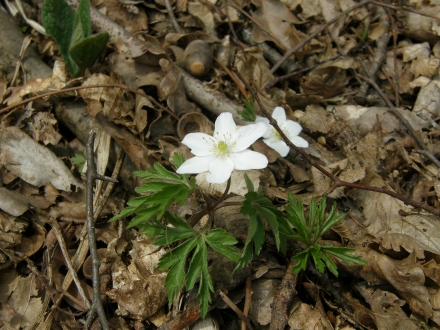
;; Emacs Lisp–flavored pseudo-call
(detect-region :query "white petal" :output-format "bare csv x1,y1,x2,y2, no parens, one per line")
176,155,214,174
232,122,267,152
262,124,275,139
255,116,269,125
263,139,289,157
206,157,234,183
272,107,286,123
214,112,236,139
290,136,309,148
230,150,268,170
284,120,302,137
181,133,215,156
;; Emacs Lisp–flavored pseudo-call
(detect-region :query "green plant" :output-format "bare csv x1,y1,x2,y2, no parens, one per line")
110,111,366,318
237,95,256,122
42,0,109,77
71,148,87,173
284,195,366,276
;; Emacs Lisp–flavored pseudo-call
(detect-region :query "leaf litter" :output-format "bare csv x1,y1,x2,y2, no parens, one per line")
0,0,440,329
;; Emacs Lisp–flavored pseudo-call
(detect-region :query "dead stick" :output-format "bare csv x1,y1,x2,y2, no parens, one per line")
219,291,253,330
165,0,183,34
84,131,117,329
241,276,252,330
47,218,91,309
269,261,298,330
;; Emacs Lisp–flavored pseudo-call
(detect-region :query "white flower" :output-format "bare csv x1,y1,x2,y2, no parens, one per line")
256,106,308,157
177,112,268,184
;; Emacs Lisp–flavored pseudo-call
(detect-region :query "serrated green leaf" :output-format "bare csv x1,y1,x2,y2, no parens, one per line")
148,224,196,245
205,229,239,262
286,193,310,244
172,153,186,168
310,246,326,273
135,182,173,194
42,0,78,75
108,204,137,222
291,249,310,274
71,153,86,165
308,197,318,241
198,258,214,318
158,237,198,270
234,242,253,273
319,249,339,276
165,212,196,232
165,257,186,308
318,203,347,238
134,163,183,183
322,246,366,266
237,96,256,122
127,205,161,228
185,238,204,291
69,32,109,77
240,199,257,217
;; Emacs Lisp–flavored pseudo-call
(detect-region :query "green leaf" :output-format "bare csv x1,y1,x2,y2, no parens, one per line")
254,204,281,249
199,262,214,318
69,32,109,77
243,172,255,192
74,0,91,38
319,249,339,277
185,238,204,291
42,0,77,75
310,245,326,273
234,241,253,273
285,193,310,244
291,249,310,274
134,163,183,183
172,152,186,168
318,203,347,238
158,237,198,270
205,229,239,262
322,246,366,266
237,96,256,122
158,238,198,307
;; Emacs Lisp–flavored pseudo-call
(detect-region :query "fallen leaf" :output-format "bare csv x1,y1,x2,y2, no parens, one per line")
0,127,83,192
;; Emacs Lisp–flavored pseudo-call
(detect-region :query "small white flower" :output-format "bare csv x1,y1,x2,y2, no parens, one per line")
177,112,268,184
256,106,308,157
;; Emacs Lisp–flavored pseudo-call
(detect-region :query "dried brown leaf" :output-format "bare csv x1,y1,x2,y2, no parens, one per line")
0,127,83,191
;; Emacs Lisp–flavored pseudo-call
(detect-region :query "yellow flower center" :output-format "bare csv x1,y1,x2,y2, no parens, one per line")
213,140,230,157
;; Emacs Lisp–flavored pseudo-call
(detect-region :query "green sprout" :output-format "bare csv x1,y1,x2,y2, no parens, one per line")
284,195,366,276
42,0,109,77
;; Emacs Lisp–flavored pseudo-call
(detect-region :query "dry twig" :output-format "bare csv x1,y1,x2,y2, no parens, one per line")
84,132,118,329
165,0,184,34
219,291,253,330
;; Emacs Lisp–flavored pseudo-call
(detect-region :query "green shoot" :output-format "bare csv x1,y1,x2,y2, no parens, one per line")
42,0,109,77
284,194,366,276
237,96,256,122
